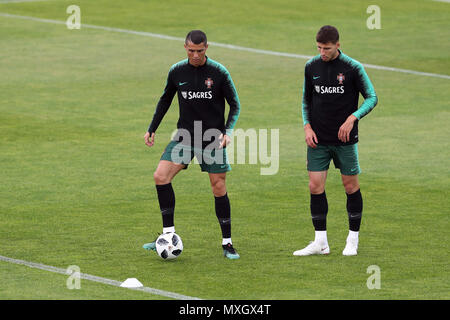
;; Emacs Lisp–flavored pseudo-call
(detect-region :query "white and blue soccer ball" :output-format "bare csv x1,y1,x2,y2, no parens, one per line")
155,232,183,260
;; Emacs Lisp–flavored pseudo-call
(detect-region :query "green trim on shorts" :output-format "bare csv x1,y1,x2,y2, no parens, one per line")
161,140,231,173
307,143,361,175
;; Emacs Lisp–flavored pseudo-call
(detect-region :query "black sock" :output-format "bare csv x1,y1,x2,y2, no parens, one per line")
156,183,175,228
311,192,328,231
347,189,363,232
215,193,231,239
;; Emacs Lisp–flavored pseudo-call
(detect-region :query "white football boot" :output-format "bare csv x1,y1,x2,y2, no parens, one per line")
342,237,358,256
293,241,330,256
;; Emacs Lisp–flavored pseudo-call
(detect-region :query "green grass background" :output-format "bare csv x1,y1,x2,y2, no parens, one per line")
0,0,449,299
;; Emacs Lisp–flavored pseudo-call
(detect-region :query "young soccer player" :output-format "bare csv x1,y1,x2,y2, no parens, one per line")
294,25,378,256
143,30,241,259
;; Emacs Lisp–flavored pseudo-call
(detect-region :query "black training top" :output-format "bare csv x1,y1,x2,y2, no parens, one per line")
148,57,240,140
302,51,378,145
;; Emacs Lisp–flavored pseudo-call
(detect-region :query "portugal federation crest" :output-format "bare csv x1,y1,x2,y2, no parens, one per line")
337,73,345,84
205,78,214,89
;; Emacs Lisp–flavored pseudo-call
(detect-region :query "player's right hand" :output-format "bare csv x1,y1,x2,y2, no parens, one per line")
144,132,155,147
304,125,318,148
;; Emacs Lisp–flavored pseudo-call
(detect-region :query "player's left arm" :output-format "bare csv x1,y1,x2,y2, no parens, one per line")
353,63,378,120
221,70,241,147
338,64,378,142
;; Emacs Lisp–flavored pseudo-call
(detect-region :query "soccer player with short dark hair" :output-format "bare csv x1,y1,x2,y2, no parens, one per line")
294,25,378,256
143,30,241,259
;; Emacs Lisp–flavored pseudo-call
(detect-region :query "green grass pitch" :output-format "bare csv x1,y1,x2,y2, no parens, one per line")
0,0,449,300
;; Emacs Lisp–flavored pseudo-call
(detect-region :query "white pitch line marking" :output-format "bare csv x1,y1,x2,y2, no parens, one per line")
0,12,448,80
0,255,202,300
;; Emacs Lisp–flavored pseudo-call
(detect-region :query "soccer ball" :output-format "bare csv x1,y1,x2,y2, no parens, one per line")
155,232,183,260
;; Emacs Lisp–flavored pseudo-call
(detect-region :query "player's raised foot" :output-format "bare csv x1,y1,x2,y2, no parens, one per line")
293,241,330,256
342,238,358,256
222,243,240,259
